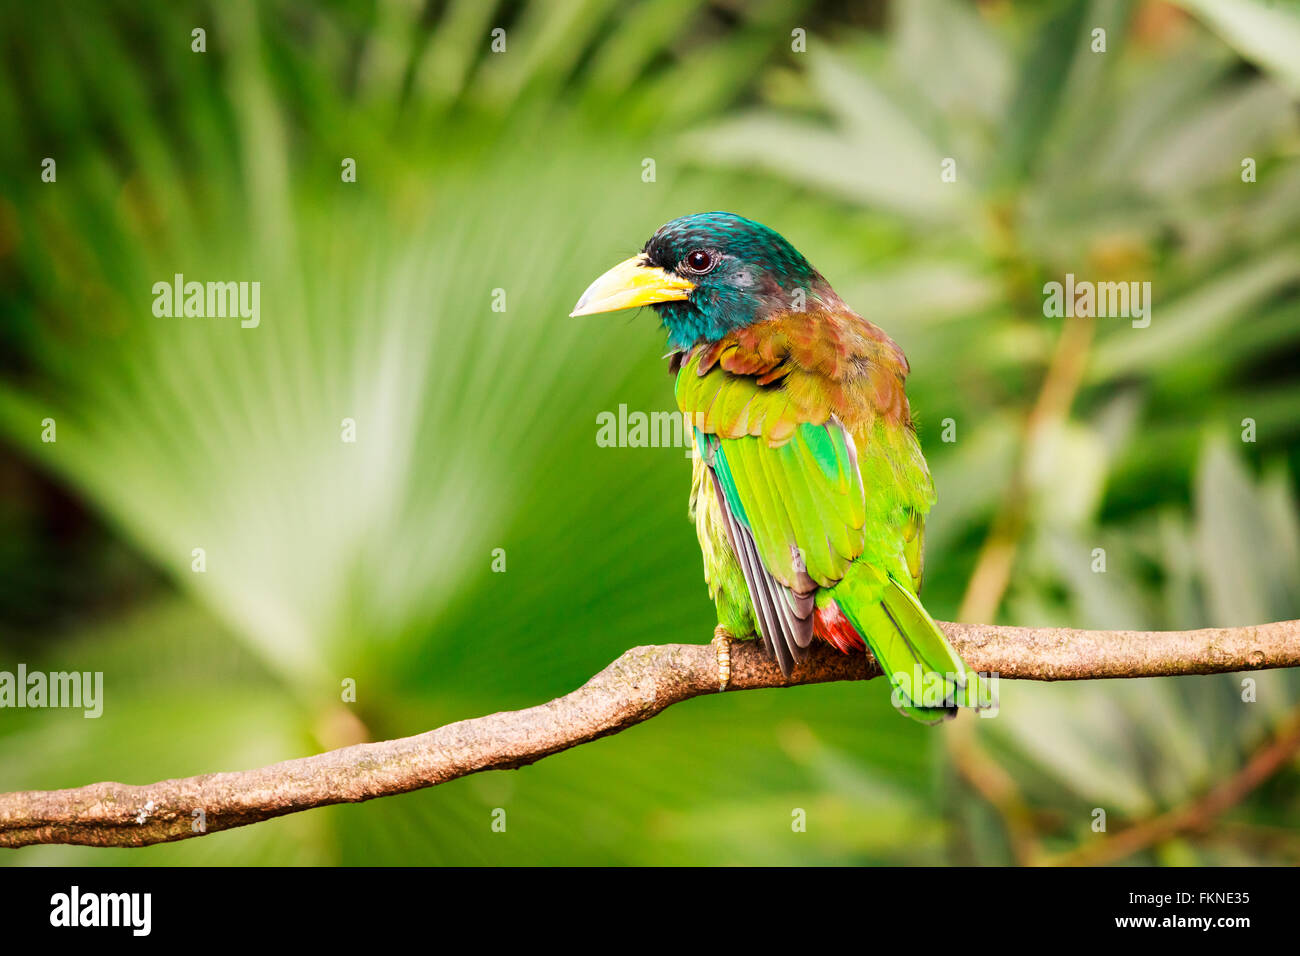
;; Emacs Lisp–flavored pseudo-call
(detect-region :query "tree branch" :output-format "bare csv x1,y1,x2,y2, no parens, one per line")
2,619,1298,849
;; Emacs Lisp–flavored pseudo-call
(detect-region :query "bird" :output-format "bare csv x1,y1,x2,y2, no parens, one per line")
571,211,982,722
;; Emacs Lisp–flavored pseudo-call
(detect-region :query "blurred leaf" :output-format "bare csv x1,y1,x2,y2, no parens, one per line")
1177,0,1300,96
1195,437,1300,626
1089,249,1300,381
995,0,1091,185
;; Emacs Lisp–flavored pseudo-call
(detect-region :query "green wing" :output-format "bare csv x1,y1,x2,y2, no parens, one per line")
694,424,867,673
702,420,867,589
679,350,869,671
679,350,976,723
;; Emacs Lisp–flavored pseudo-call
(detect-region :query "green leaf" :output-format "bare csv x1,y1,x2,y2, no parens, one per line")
1176,0,1300,96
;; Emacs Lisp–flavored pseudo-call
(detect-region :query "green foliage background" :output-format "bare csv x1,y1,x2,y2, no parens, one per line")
1,0,1298,865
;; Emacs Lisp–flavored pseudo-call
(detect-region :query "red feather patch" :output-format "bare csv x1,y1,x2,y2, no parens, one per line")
813,600,865,654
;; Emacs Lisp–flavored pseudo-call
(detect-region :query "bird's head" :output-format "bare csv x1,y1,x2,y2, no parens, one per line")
571,212,836,351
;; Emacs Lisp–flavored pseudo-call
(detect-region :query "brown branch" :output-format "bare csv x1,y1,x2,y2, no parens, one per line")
2,619,1299,849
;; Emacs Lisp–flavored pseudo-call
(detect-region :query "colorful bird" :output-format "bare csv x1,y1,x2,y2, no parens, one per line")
572,212,981,722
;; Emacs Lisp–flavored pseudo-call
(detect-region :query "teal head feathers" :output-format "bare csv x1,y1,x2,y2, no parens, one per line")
571,212,838,350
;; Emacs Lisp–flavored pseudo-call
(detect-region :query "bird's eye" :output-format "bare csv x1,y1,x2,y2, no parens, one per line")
684,249,715,274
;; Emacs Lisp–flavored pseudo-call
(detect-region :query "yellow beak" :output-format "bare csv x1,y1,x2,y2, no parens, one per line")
570,254,695,316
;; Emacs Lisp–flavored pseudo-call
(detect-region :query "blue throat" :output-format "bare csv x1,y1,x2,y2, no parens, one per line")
655,297,759,351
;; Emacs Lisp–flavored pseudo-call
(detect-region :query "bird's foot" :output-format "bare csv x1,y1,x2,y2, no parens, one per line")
711,626,733,692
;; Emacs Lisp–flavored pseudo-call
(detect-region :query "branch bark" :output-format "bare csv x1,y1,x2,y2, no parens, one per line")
2,618,1298,849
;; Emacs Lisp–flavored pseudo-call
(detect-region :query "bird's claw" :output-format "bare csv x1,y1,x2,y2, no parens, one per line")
712,626,732,692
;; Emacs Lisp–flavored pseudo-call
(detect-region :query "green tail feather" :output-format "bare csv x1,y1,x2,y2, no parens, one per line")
833,566,984,724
